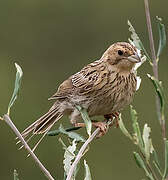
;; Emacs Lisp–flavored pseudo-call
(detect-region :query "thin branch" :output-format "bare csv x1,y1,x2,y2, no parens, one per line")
66,128,100,180
144,0,157,72
3,114,55,180
144,0,166,139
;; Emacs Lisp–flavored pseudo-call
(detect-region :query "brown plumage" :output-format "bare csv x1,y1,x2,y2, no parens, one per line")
21,42,141,146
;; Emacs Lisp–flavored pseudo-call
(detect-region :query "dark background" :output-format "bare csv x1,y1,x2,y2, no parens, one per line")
0,0,167,179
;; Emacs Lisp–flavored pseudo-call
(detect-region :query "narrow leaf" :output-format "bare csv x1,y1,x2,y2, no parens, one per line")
156,16,166,58
14,170,19,180
48,129,60,136
128,20,151,62
130,106,144,152
8,63,23,115
133,152,146,169
76,105,92,136
133,152,154,180
142,124,153,162
118,114,133,141
147,74,165,117
163,140,168,178
84,160,92,180
48,126,81,136
59,124,85,142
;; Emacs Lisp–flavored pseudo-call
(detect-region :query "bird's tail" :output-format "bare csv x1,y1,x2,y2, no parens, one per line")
17,104,63,151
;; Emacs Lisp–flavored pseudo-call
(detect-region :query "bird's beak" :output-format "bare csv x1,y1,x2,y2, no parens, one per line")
127,53,141,63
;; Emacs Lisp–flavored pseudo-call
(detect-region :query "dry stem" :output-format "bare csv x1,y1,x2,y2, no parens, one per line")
144,0,166,139
3,114,55,180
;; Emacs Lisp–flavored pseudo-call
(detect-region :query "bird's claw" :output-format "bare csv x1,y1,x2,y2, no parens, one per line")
92,122,109,138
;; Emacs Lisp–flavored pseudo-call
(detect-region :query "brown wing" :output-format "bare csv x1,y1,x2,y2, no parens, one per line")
49,78,73,99
49,59,109,99
71,59,110,96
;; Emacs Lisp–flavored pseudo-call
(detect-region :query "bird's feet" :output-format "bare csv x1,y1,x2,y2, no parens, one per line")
74,121,108,138
104,112,120,128
92,121,109,138
74,112,120,138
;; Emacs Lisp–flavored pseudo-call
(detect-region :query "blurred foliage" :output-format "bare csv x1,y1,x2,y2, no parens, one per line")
13,170,19,180
0,0,168,180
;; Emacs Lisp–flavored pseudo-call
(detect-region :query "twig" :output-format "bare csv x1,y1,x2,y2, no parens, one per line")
144,0,166,139
66,128,100,180
144,0,157,70
3,114,55,180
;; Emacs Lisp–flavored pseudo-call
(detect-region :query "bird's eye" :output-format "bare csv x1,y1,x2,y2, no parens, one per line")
118,50,123,56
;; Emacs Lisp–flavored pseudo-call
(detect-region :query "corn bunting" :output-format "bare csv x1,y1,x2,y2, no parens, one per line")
21,42,141,145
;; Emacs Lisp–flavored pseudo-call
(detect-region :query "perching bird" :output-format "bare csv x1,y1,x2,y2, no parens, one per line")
20,42,141,147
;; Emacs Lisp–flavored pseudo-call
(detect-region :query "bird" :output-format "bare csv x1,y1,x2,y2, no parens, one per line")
20,42,141,149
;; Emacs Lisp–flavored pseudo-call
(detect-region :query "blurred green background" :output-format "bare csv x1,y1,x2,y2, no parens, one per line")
0,0,167,179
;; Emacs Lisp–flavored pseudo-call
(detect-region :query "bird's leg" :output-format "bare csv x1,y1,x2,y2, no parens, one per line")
74,121,108,137
104,112,120,128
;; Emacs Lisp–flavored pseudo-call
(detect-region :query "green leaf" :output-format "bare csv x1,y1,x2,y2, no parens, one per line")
163,140,168,178
118,114,133,141
14,170,19,180
8,63,23,115
59,124,85,142
48,126,81,136
48,129,60,136
84,160,92,180
133,152,146,169
130,106,144,152
76,105,92,136
133,152,154,180
147,74,165,120
142,124,154,162
156,16,166,58
128,20,151,62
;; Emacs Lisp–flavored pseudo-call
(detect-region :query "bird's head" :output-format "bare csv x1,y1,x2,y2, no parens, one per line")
102,42,141,72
